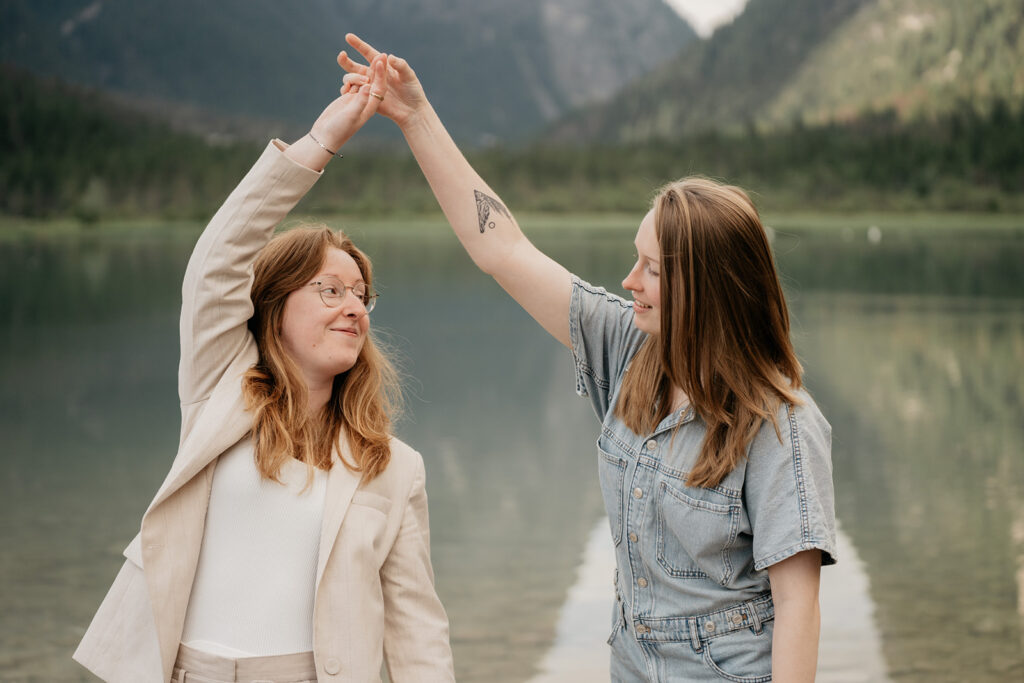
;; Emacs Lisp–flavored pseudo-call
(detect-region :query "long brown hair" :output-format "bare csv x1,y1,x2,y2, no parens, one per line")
616,178,803,488
242,224,400,482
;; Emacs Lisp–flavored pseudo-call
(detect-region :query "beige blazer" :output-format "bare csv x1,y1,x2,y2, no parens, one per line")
73,142,455,682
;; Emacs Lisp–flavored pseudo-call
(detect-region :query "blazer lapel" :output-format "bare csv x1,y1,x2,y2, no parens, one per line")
317,435,363,589
139,354,254,680
148,354,254,515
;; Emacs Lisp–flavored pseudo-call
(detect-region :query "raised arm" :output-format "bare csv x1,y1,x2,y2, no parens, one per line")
340,34,573,348
178,57,387,406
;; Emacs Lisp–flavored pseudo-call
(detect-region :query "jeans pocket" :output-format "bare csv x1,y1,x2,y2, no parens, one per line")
607,591,626,646
700,621,774,683
597,445,628,546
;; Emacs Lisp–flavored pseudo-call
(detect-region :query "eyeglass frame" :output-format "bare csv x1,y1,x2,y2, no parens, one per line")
307,276,378,313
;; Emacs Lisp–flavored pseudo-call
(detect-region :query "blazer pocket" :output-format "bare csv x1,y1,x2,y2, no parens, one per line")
123,533,144,568
351,490,393,516
73,558,163,681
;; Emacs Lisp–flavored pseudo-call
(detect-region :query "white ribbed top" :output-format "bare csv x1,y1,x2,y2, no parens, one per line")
181,437,328,657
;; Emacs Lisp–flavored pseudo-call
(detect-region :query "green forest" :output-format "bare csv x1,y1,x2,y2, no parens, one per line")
2,65,1023,224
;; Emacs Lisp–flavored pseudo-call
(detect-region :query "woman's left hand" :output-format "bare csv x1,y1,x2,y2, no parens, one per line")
338,34,429,130
286,54,388,170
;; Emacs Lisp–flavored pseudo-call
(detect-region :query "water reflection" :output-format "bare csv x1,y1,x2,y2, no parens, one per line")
1,221,1022,682
0,237,191,681
794,294,1024,682
527,518,615,683
817,523,890,683
362,236,607,681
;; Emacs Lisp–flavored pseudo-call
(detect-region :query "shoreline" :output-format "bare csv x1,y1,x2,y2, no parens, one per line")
2,210,1023,243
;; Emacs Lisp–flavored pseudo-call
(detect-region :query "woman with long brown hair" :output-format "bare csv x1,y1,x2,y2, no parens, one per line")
74,55,454,682
340,35,837,682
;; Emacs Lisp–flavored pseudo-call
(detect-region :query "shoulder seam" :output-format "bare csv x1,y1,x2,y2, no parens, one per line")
574,278,633,310
787,406,811,541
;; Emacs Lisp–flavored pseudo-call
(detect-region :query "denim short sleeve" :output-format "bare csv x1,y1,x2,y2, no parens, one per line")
568,276,646,421
744,393,838,570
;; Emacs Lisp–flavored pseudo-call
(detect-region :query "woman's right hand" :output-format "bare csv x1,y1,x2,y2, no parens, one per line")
285,54,387,171
338,33,428,129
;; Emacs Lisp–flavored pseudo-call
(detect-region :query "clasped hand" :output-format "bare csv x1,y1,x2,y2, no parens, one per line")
337,33,427,129
296,33,426,168
306,52,387,157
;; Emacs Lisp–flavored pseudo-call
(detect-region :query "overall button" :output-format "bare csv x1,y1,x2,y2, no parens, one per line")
633,487,643,499
628,532,638,543
636,624,650,635
324,658,341,675
637,577,648,588
646,439,657,451
705,622,716,634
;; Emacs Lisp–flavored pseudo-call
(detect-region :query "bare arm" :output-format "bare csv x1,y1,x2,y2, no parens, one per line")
340,34,573,348
767,550,822,682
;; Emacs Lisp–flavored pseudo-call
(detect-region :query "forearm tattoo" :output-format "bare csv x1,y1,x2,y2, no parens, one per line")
474,189,511,233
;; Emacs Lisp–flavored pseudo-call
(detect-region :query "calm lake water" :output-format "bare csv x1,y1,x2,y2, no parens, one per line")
1,215,1022,682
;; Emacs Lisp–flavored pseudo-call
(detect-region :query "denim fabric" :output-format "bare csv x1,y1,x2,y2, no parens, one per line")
569,277,837,681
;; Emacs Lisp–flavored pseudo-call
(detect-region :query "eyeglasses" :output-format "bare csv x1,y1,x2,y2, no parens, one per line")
309,277,378,313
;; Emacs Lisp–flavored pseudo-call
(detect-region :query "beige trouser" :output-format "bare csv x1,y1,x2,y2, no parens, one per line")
172,644,317,683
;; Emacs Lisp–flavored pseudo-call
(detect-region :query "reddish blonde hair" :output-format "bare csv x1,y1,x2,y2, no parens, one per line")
616,178,802,488
243,224,400,482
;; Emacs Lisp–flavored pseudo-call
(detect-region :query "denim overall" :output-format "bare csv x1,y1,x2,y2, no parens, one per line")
568,278,837,682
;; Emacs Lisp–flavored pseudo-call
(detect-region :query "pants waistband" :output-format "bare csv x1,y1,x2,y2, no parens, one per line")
631,592,774,645
173,644,317,683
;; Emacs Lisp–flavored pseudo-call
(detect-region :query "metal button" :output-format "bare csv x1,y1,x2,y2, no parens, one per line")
324,658,341,675
628,532,638,543
705,622,716,633
633,487,643,499
636,624,649,635
731,612,746,625
646,439,657,450
637,577,648,588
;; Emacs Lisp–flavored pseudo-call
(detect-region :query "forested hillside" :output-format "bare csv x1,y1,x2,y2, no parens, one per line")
764,0,1024,126
548,0,1024,142
548,0,870,141
0,66,257,221
5,65,1022,222
0,0,695,144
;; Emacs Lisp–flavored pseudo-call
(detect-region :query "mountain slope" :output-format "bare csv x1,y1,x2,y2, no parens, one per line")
763,0,1024,125
548,0,870,141
547,0,1024,143
0,0,695,143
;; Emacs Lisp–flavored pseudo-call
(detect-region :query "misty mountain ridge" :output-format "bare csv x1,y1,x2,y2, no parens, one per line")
4,0,1020,148
0,0,696,144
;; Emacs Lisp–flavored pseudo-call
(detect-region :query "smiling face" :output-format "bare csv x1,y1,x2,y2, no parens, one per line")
280,247,370,387
621,209,662,335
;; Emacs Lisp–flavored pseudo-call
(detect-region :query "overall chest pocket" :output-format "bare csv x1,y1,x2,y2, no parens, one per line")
656,481,741,585
597,444,628,546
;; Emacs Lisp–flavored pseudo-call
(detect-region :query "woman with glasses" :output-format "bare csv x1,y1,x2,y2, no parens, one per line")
339,35,836,682
74,55,454,683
